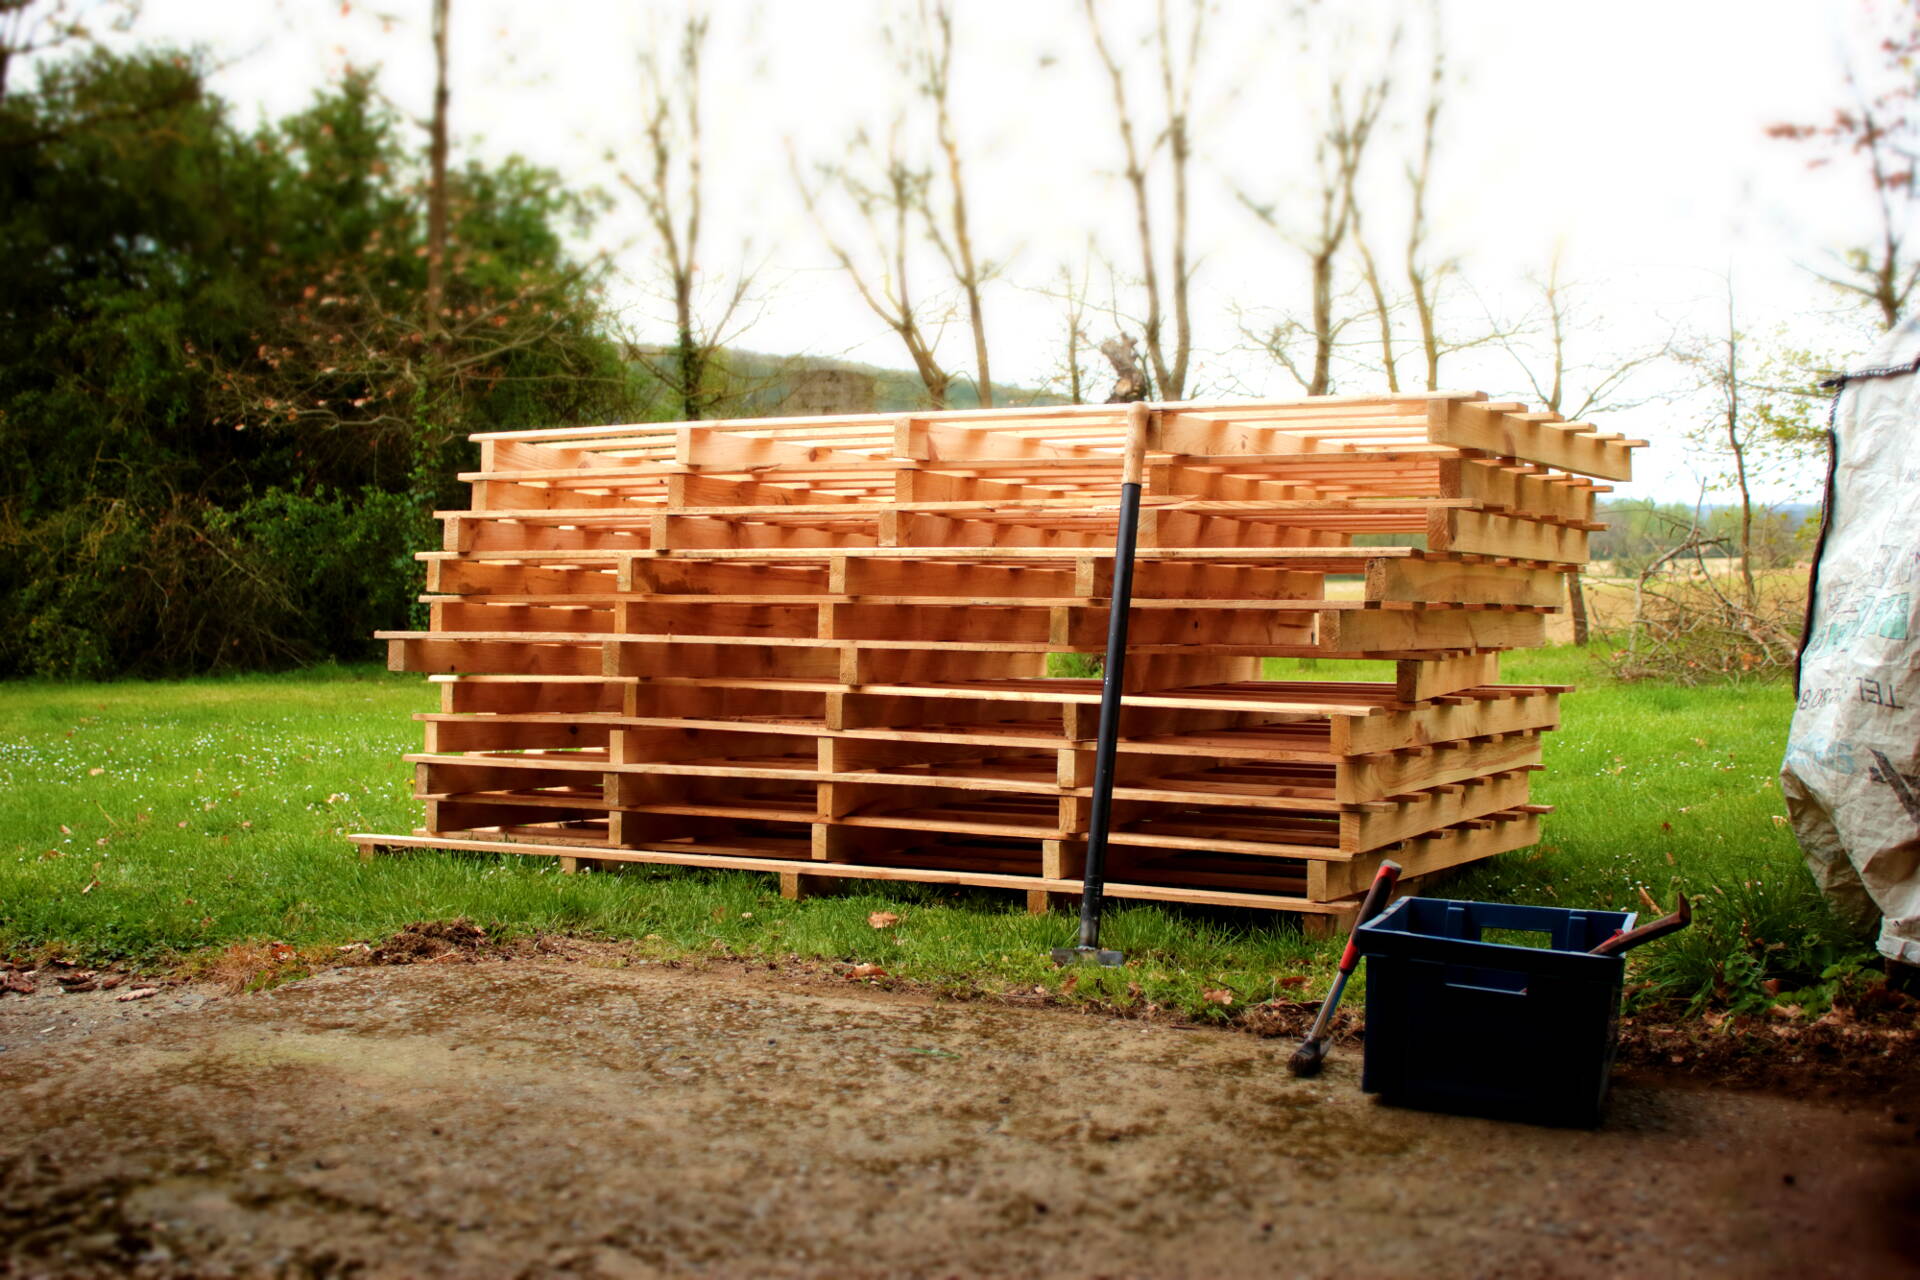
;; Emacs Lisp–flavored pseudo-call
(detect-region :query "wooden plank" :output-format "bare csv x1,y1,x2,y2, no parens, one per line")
1335,732,1545,803
1333,689,1560,754
1395,652,1500,701
1321,608,1546,654
349,832,1348,914
1364,557,1564,607
1341,769,1536,852
1312,809,1542,899
1429,400,1633,482
1429,509,1588,564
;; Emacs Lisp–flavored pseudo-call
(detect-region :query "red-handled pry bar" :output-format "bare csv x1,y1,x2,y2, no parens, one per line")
1287,860,1402,1078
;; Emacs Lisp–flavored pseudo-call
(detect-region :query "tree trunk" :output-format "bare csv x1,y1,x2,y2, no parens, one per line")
1569,573,1590,645
1310,249,1335,395
425,0,451,339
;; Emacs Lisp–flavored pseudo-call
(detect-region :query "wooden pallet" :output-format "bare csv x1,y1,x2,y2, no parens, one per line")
352,394,1636,921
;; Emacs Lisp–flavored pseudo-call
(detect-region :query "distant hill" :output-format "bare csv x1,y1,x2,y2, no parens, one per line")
650,347,1069,418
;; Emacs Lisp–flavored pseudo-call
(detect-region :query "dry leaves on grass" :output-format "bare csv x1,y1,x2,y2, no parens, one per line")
1203,988,1235,1007
848,963,887,980
867,911,900,930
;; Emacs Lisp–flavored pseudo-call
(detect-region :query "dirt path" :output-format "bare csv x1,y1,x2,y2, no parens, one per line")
2,956,1915,1279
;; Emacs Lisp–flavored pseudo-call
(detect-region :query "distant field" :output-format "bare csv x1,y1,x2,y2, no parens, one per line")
0,649,1866,1017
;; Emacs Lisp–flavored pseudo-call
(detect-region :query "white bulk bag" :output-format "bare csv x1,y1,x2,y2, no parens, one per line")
1782,319,1920,964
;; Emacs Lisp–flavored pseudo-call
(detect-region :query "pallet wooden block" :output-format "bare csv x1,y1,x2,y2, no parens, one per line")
352,393,1637,923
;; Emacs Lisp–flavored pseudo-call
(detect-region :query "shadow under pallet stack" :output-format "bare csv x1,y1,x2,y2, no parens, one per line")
352,393,1638,930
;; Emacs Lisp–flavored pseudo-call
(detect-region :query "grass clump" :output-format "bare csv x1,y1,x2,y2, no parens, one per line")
0,650,1877,1021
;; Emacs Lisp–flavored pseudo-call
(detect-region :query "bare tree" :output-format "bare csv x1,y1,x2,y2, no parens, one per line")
1404,22,1445,389
1495,250,1673,421
1668,278,1793,616
0,0,137,102
1487,248,1676,644
1239,65,1391,395
423,0,450,339
1083,0,1202,401
793,126,953,408
619,13,756,421
1768,15,1920,331
912,0,993,406
1032,254,1095,404
1345,163,1400,392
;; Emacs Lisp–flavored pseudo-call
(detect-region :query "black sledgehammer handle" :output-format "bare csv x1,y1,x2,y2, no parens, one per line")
1074,402,1150,953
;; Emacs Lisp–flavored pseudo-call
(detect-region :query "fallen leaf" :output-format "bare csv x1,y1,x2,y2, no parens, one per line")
1,972,35,996
1277,974,1309,988
1761,978,1783,996
867,911,900,930
80,878,101,894
849,963,887,979
1770,1003,1803,1020
1203,988,1234,1007
88,767,104,777
116,987,160,1002
1060,972,1079,995
269,942,295,962
1126,981,1143,1000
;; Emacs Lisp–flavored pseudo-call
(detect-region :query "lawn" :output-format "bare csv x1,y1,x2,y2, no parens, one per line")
0,650,1869,1018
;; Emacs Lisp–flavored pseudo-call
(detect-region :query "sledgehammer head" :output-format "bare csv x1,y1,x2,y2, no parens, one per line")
1050,945,1125,967
1286,1037,1329,1078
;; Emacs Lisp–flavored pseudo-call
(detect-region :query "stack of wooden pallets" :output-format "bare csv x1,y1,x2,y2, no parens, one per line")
352,393,1638,929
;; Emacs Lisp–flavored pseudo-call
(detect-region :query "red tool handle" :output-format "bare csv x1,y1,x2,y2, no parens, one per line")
1590,894,1692,957
1338,860,1403,973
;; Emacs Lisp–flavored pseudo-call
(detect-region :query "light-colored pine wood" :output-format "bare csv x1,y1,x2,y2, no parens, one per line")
357,392,1634,915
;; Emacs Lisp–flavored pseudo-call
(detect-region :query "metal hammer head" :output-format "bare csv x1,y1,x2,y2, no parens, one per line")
1286,1038,1329,1078
1050,946,1125,968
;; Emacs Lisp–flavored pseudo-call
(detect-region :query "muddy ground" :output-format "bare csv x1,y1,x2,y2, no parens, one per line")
2,947,1917,1279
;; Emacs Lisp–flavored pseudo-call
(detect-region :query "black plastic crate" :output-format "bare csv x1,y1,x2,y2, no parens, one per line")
1353,897,1637,1127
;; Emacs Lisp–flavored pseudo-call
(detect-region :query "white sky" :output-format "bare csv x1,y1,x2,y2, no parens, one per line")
64,0,1914,501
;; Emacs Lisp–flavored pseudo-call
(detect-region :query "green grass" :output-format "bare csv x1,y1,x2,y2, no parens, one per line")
0,651,1872,1019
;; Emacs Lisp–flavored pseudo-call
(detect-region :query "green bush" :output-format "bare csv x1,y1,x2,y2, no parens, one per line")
0,489,427,678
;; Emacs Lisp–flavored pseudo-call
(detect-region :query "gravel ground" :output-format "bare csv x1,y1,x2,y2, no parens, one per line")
1,954,1916,1279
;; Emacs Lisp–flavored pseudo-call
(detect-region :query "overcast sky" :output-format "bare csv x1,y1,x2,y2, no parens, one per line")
68,0,1911,501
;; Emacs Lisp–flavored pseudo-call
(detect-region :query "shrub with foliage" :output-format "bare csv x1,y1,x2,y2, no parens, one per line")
0,47,648,676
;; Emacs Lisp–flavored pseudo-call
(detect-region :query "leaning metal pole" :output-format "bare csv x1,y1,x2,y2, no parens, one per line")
1056,401,1150,966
